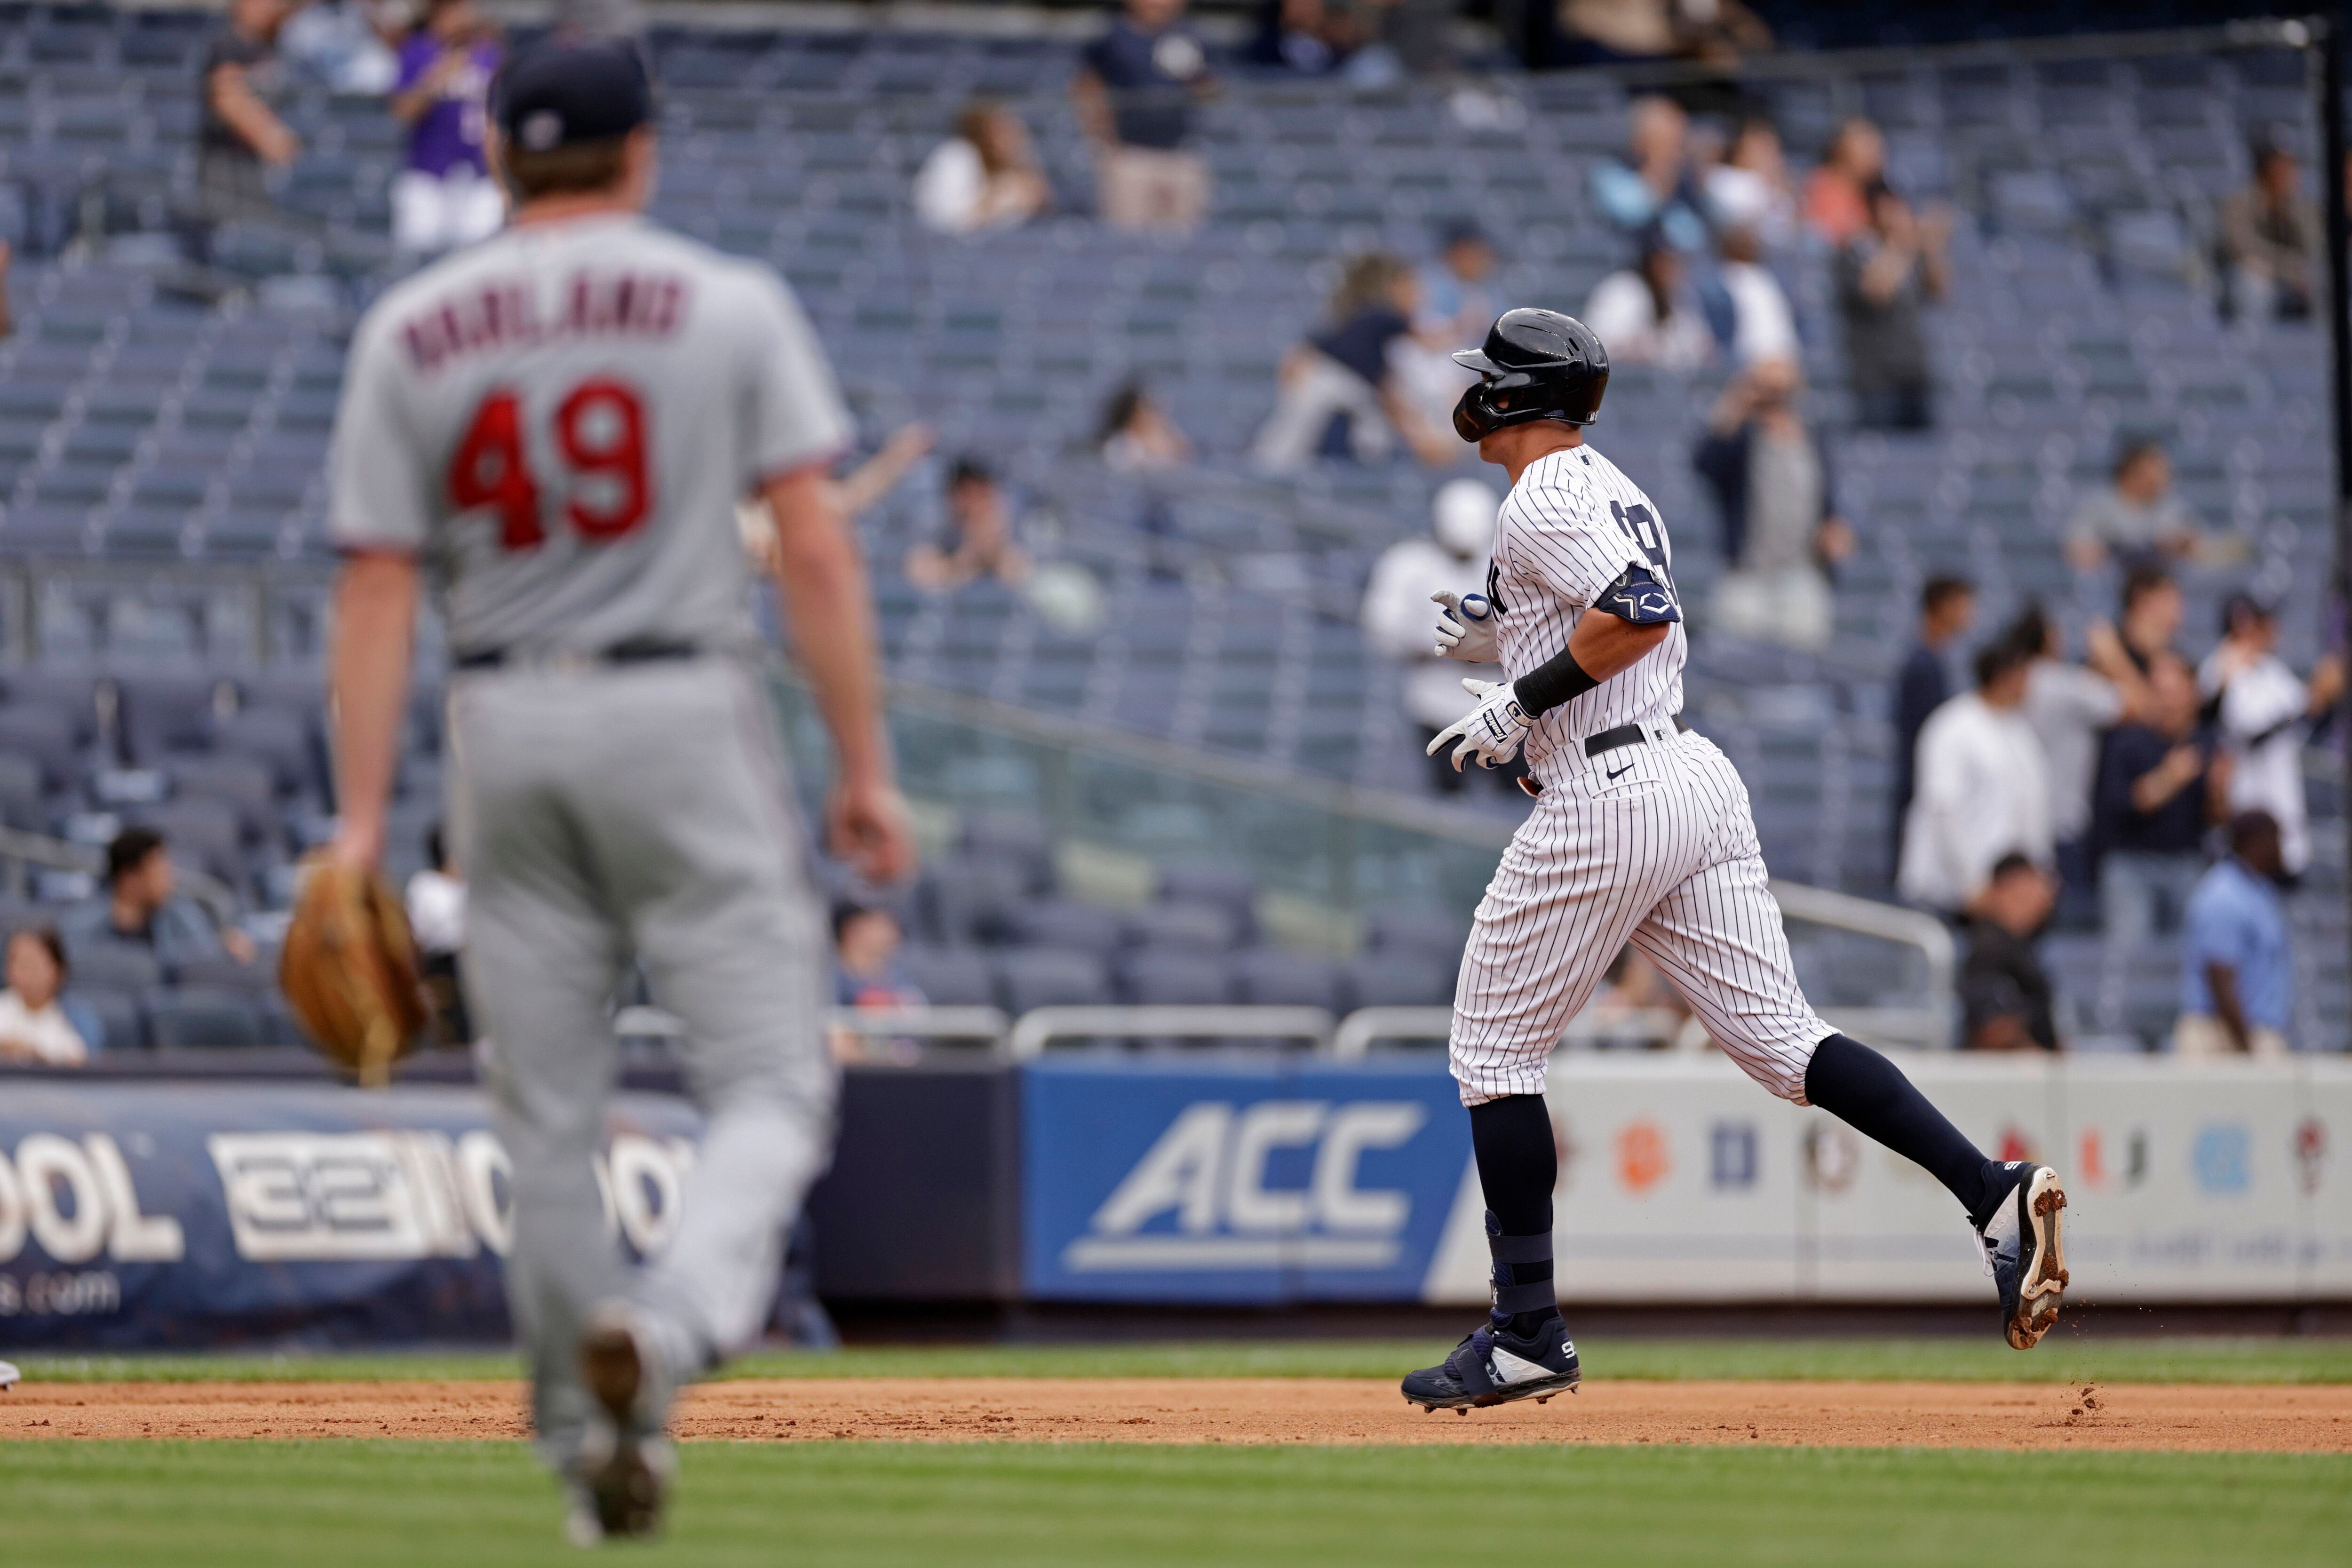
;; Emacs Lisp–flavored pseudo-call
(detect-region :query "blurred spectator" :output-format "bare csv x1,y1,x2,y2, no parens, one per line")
0,927,90,1067
280,0,403,96
2200,593,2344,879
199,0,303,230
913,100,1052,237
2222,135,2320,323
64,828,257,969
1392,223,1497,436
2064,438,2205,573
1252,254,1453,471
1248,0,1402,83
1557,0,1770,72
1960,853,2059,1052
1097,381,1194,473
739,423,934,571
390,0,505,255
1898,638,2050,919
1836,184,1948,430
2092,651,2226,947
1891,574,1976,874
1415,223,1497,351
2118,564,2185,674
906,457,1032,592
2177,811,2292,1059
1712,225,1798,366
1581,945,1692,1045
2013,606,2144,910
1804,117,1884,249
1360,478,1515,795
1073,0,1216,235
407,821,471,1046
1706,117,1799,252
1583,239,1715,370
1693,357,1851,652
833,903,925,1010
1589,96,1709,253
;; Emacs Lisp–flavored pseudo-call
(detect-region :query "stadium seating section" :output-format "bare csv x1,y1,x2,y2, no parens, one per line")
0,5,2340,1051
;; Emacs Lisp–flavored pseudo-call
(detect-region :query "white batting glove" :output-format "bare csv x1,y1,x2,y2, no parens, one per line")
1430,590,1498,662
1426,677,1533,772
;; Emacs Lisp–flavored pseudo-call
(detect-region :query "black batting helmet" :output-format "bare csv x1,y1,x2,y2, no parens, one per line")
1451,309,1610,441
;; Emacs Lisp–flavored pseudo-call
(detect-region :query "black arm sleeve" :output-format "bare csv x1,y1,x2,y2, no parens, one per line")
1516,566,1678,718
1515,645,1599,717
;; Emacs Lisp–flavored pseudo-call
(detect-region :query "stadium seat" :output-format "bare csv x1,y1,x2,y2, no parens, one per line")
921,857,1028,947
1117,949,1236,1007
993,948,1111,1013
1005,899,1128,957
1345,955,1454,1009
67,946,165,994
1232,947,1346,1011
898,944,996,1009
1123,901,1239,954
69,985,146,1051
142,985,264,1049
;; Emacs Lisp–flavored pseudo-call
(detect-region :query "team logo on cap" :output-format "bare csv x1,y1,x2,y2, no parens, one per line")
521,109,564,151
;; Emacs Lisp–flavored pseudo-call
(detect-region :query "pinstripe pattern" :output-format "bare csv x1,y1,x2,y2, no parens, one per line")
1492,444,1687,781
1450,441,1830,1107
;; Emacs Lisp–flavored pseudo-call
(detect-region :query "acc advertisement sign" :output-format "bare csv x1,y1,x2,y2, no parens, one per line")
0,1082,699,1348
1022,1059,1470,1302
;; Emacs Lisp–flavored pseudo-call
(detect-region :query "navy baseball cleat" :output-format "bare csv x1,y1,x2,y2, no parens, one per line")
572,1305,675,1544
1978,1163,2069,1349
1401,1313,1581,1413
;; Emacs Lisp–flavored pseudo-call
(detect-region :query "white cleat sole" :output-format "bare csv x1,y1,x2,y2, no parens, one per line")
2007,1168,2070,1350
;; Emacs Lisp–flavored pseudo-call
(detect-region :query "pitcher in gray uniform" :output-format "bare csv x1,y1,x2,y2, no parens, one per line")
323,39,913,1541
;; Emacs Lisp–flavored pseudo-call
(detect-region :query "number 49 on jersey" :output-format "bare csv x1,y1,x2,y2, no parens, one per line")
449,379,654,550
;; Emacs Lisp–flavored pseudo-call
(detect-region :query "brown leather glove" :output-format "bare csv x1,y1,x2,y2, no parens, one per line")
278,853,429,1087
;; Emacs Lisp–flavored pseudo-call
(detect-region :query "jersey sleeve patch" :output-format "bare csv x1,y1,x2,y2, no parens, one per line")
1592,564,1681,625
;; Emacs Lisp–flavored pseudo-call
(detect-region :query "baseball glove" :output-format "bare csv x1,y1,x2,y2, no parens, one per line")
279,853,429,1087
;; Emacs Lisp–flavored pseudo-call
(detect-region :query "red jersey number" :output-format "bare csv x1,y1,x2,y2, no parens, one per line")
448,380,653,549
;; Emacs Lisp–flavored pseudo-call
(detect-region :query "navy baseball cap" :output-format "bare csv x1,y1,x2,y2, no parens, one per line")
492,37,652,153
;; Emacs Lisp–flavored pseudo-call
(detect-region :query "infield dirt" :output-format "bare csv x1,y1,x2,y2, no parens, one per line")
3,1377,2348,1451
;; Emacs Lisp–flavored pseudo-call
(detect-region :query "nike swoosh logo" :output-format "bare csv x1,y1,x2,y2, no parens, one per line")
1606,762,1634,780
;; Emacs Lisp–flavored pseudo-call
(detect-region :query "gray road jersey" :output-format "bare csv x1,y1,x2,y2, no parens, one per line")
1490,442,1689,774
330,213,850,658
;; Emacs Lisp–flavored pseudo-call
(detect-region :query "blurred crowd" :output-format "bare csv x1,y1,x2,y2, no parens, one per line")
1891,569,2339,1056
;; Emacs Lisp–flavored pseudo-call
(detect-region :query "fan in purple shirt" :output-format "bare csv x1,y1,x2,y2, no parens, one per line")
389,0,505,254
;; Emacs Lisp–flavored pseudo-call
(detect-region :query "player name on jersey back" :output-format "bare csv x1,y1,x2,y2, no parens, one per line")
398,269,689,373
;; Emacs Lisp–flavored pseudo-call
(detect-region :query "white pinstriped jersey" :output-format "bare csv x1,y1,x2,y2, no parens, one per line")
1488,442,1686,774
1446,437,1834,1112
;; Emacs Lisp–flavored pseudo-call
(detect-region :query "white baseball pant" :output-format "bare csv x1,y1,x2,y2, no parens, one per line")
1449,723,1833,1106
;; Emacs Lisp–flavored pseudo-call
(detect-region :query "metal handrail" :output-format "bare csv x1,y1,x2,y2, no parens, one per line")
614,1003,1011,1043
1006,1005,1336,1060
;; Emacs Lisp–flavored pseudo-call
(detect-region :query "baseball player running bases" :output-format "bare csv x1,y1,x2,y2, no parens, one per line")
323,40,913,1538
1402,310,2066,1413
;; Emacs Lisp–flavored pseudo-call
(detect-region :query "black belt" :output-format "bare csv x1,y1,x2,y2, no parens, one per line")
455,638,702,671
1583,714,1691,757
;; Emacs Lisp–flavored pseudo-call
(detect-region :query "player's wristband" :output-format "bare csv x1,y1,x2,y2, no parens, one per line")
1513,646,1600,718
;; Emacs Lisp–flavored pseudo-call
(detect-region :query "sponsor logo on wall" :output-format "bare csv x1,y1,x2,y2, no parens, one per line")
2292,1119,2326,1198
1709,1122,1758,1191
1061,1099,1428,1272
1803,1121,1861,1194
1614,1119,1669,1195
2193,1124,2253,1196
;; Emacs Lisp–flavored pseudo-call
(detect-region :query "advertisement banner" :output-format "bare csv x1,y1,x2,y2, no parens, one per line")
0,1082,700,1349
1021,1057,1471,1303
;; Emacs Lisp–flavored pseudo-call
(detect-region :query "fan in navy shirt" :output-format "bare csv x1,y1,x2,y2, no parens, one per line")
1892,575,1975,873
1072,0,1216,232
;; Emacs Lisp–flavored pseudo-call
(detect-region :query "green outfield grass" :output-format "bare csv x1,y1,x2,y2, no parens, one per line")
2,1441,2346,1568
15,1335,2352,1386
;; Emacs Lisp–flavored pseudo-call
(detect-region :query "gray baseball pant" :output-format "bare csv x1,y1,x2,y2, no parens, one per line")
450,656,836,1465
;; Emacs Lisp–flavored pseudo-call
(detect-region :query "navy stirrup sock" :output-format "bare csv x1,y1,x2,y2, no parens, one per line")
1468,1095,1559,1335
1804,1033,2003,1226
